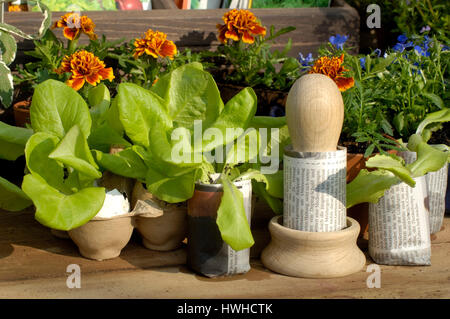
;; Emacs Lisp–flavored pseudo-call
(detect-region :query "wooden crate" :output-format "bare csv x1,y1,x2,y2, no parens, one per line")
5,0,359,63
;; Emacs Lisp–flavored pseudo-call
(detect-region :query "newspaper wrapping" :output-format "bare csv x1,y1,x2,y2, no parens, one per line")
187,178,252,277
426,162,449,234
283,146,347,232
368,151,431,265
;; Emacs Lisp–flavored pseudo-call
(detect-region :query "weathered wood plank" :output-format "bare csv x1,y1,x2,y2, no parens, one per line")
0,208,186,283
0,203,449,298
5,6,359,62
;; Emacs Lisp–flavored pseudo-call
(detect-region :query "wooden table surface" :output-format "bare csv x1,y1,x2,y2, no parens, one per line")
0,208,449,299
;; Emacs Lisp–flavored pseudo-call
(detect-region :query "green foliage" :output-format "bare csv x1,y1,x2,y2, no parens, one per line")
0,121,33,161
391,0,450,44
0,176,32,212
22,80,107,230
212,25,301,91
0,0,51,108
315,33,449,156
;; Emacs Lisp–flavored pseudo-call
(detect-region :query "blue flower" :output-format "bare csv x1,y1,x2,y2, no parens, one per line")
359,57,366,69
373,48,382,57
393,40,413,53
397,34,408,44
329,34,348,50
298,52,314,67
442,45,450,52
414,45,430,57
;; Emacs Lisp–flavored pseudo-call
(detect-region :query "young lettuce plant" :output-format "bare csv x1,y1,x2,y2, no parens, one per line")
347,108,450,208
20,79,107,231
93,62,281,251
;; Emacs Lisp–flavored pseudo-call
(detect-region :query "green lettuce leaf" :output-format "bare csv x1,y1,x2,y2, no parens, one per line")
0,176,32,212
216,175,254,251
0,121,33,161
22,174,105,231
346,169,400,208
365,154,415,187
93,148,148,180
49,125,101,180
30,80,92,139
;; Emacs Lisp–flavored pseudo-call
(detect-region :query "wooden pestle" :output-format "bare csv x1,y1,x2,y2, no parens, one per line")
286,74,344,152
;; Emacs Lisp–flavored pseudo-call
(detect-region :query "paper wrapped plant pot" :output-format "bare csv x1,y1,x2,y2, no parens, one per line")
131,181,187,251
68,214,134,261
261,216,365,278
368,151,431,265
187,179,253,278
427,163,449,234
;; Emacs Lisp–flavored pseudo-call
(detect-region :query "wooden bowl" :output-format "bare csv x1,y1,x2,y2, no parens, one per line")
261,216,366,278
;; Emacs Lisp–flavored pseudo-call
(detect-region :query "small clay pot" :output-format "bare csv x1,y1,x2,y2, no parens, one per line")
261,216,366,278
131,181,187,251
68,214,134,261
13,100,31,128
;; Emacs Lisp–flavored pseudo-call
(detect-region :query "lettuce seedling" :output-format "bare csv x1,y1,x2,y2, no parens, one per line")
21,80,106,230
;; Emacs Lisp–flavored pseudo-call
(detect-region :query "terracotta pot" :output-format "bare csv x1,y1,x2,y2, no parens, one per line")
346,153,369,239
13,100,31,127
261,216,366,278
68,214,134,261
131,181,187,251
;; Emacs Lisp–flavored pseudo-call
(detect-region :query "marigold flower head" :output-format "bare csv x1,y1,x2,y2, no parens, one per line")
52,12,97,41
308,54,354,91
133,29,177,60
216,9,266,44
56,50,114,91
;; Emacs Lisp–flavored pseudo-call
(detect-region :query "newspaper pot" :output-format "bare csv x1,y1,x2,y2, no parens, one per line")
68,214,134,261
427,162,449,234
13,100,31,128
187,178,253,277
368,151,431,265
261,216,365,278
131,181,187,251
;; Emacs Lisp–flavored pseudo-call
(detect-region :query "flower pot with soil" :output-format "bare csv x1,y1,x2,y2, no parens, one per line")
68,189,134,261
131,181,187,251
187,177,253,278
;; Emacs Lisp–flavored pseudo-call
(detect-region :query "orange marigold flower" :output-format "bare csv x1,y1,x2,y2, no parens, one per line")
308,54,355,92
216,9,266,44
56,50,114,91
52,12,97,41
133,29,177,60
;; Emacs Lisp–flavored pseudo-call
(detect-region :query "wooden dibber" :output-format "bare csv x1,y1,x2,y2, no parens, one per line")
261,74,365,278
286,73,344,152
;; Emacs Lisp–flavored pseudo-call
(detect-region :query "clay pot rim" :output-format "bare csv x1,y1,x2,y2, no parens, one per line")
135,206,187,219
90,212,135,221
270,216,360,240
